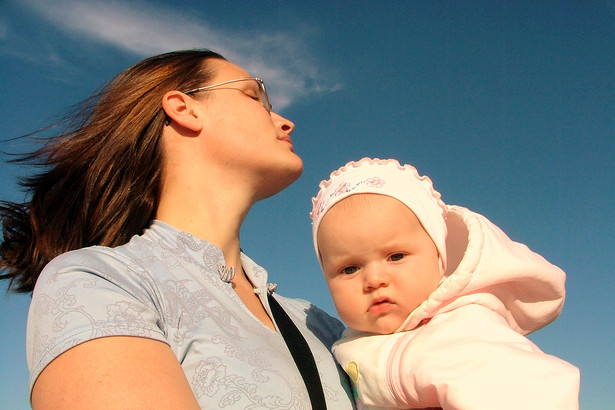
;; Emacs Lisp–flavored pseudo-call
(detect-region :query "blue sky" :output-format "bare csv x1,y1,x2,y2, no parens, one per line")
1,1,613,408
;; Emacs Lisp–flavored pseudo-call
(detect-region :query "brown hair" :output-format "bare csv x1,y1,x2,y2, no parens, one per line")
0,49,225,293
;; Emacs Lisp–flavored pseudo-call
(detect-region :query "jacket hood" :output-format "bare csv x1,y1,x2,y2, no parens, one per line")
396,205,566,335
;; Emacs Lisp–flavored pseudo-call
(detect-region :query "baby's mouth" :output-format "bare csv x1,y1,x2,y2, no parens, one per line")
368,297,393,314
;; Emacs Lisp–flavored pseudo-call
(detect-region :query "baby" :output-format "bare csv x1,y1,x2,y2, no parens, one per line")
311,158,579,409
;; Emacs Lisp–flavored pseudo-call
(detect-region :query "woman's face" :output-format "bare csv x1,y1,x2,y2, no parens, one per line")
193,59,303,199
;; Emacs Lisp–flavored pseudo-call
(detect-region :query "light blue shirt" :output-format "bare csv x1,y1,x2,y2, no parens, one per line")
27,221,354,408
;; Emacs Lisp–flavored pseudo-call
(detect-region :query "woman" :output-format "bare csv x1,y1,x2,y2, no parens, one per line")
0,50,353,409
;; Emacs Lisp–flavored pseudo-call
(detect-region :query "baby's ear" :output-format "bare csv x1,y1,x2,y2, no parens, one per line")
161,91,203,132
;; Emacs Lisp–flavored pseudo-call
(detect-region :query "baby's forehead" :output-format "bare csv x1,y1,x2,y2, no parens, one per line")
327,193,418,216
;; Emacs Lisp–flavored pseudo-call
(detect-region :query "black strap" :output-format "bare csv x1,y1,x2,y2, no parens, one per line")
268,294,327,409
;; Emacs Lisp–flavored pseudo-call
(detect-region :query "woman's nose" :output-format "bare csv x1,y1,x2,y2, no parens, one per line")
271,111,295,135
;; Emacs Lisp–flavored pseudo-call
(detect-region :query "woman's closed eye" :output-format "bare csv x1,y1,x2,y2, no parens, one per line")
246,92,260,101
221,86,261,103
242,87,262,101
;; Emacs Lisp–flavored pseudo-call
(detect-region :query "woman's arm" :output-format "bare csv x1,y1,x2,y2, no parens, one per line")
32,336,200,410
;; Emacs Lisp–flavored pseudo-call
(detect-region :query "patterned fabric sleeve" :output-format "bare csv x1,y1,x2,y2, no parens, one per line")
26,246,167,391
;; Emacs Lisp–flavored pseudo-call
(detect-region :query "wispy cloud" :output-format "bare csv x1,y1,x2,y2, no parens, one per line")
14,0,340,109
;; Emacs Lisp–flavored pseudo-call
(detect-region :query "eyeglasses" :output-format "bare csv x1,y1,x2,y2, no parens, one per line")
182,77,272,113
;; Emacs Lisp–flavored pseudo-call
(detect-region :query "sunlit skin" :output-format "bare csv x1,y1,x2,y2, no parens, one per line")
162,59,303,204
317,194,441,334
196,60,303,201
157,59,303,332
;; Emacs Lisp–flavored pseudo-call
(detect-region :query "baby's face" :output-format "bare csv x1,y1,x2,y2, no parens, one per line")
317,194,441,334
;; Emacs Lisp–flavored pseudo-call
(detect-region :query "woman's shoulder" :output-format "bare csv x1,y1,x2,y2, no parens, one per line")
38,241,140,281
45,243,130,265
33,231,165,303
38,222,180,278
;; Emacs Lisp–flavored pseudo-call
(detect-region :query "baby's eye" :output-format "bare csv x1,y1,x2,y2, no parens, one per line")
341,266,359,275
389,253,405,262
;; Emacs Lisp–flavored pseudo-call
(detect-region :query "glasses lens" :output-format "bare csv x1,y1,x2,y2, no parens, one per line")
258,80,272,112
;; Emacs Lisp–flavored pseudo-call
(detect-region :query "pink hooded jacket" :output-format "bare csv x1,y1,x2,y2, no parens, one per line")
331,205,580,409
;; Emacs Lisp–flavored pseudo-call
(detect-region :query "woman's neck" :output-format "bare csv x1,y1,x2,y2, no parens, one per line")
155,175,253,270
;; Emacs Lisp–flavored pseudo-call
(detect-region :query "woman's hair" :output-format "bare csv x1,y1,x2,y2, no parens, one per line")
0,49,225,293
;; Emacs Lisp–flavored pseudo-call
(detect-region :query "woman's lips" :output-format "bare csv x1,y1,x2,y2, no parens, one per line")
278,135,294,152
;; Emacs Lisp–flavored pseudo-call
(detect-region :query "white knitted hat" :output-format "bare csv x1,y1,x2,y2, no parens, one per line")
311,158,448,272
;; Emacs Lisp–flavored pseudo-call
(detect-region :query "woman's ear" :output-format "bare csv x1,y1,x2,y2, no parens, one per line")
161,91,203,132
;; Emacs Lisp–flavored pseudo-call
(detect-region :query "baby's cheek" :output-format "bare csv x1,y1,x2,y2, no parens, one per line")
332,291,355,322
